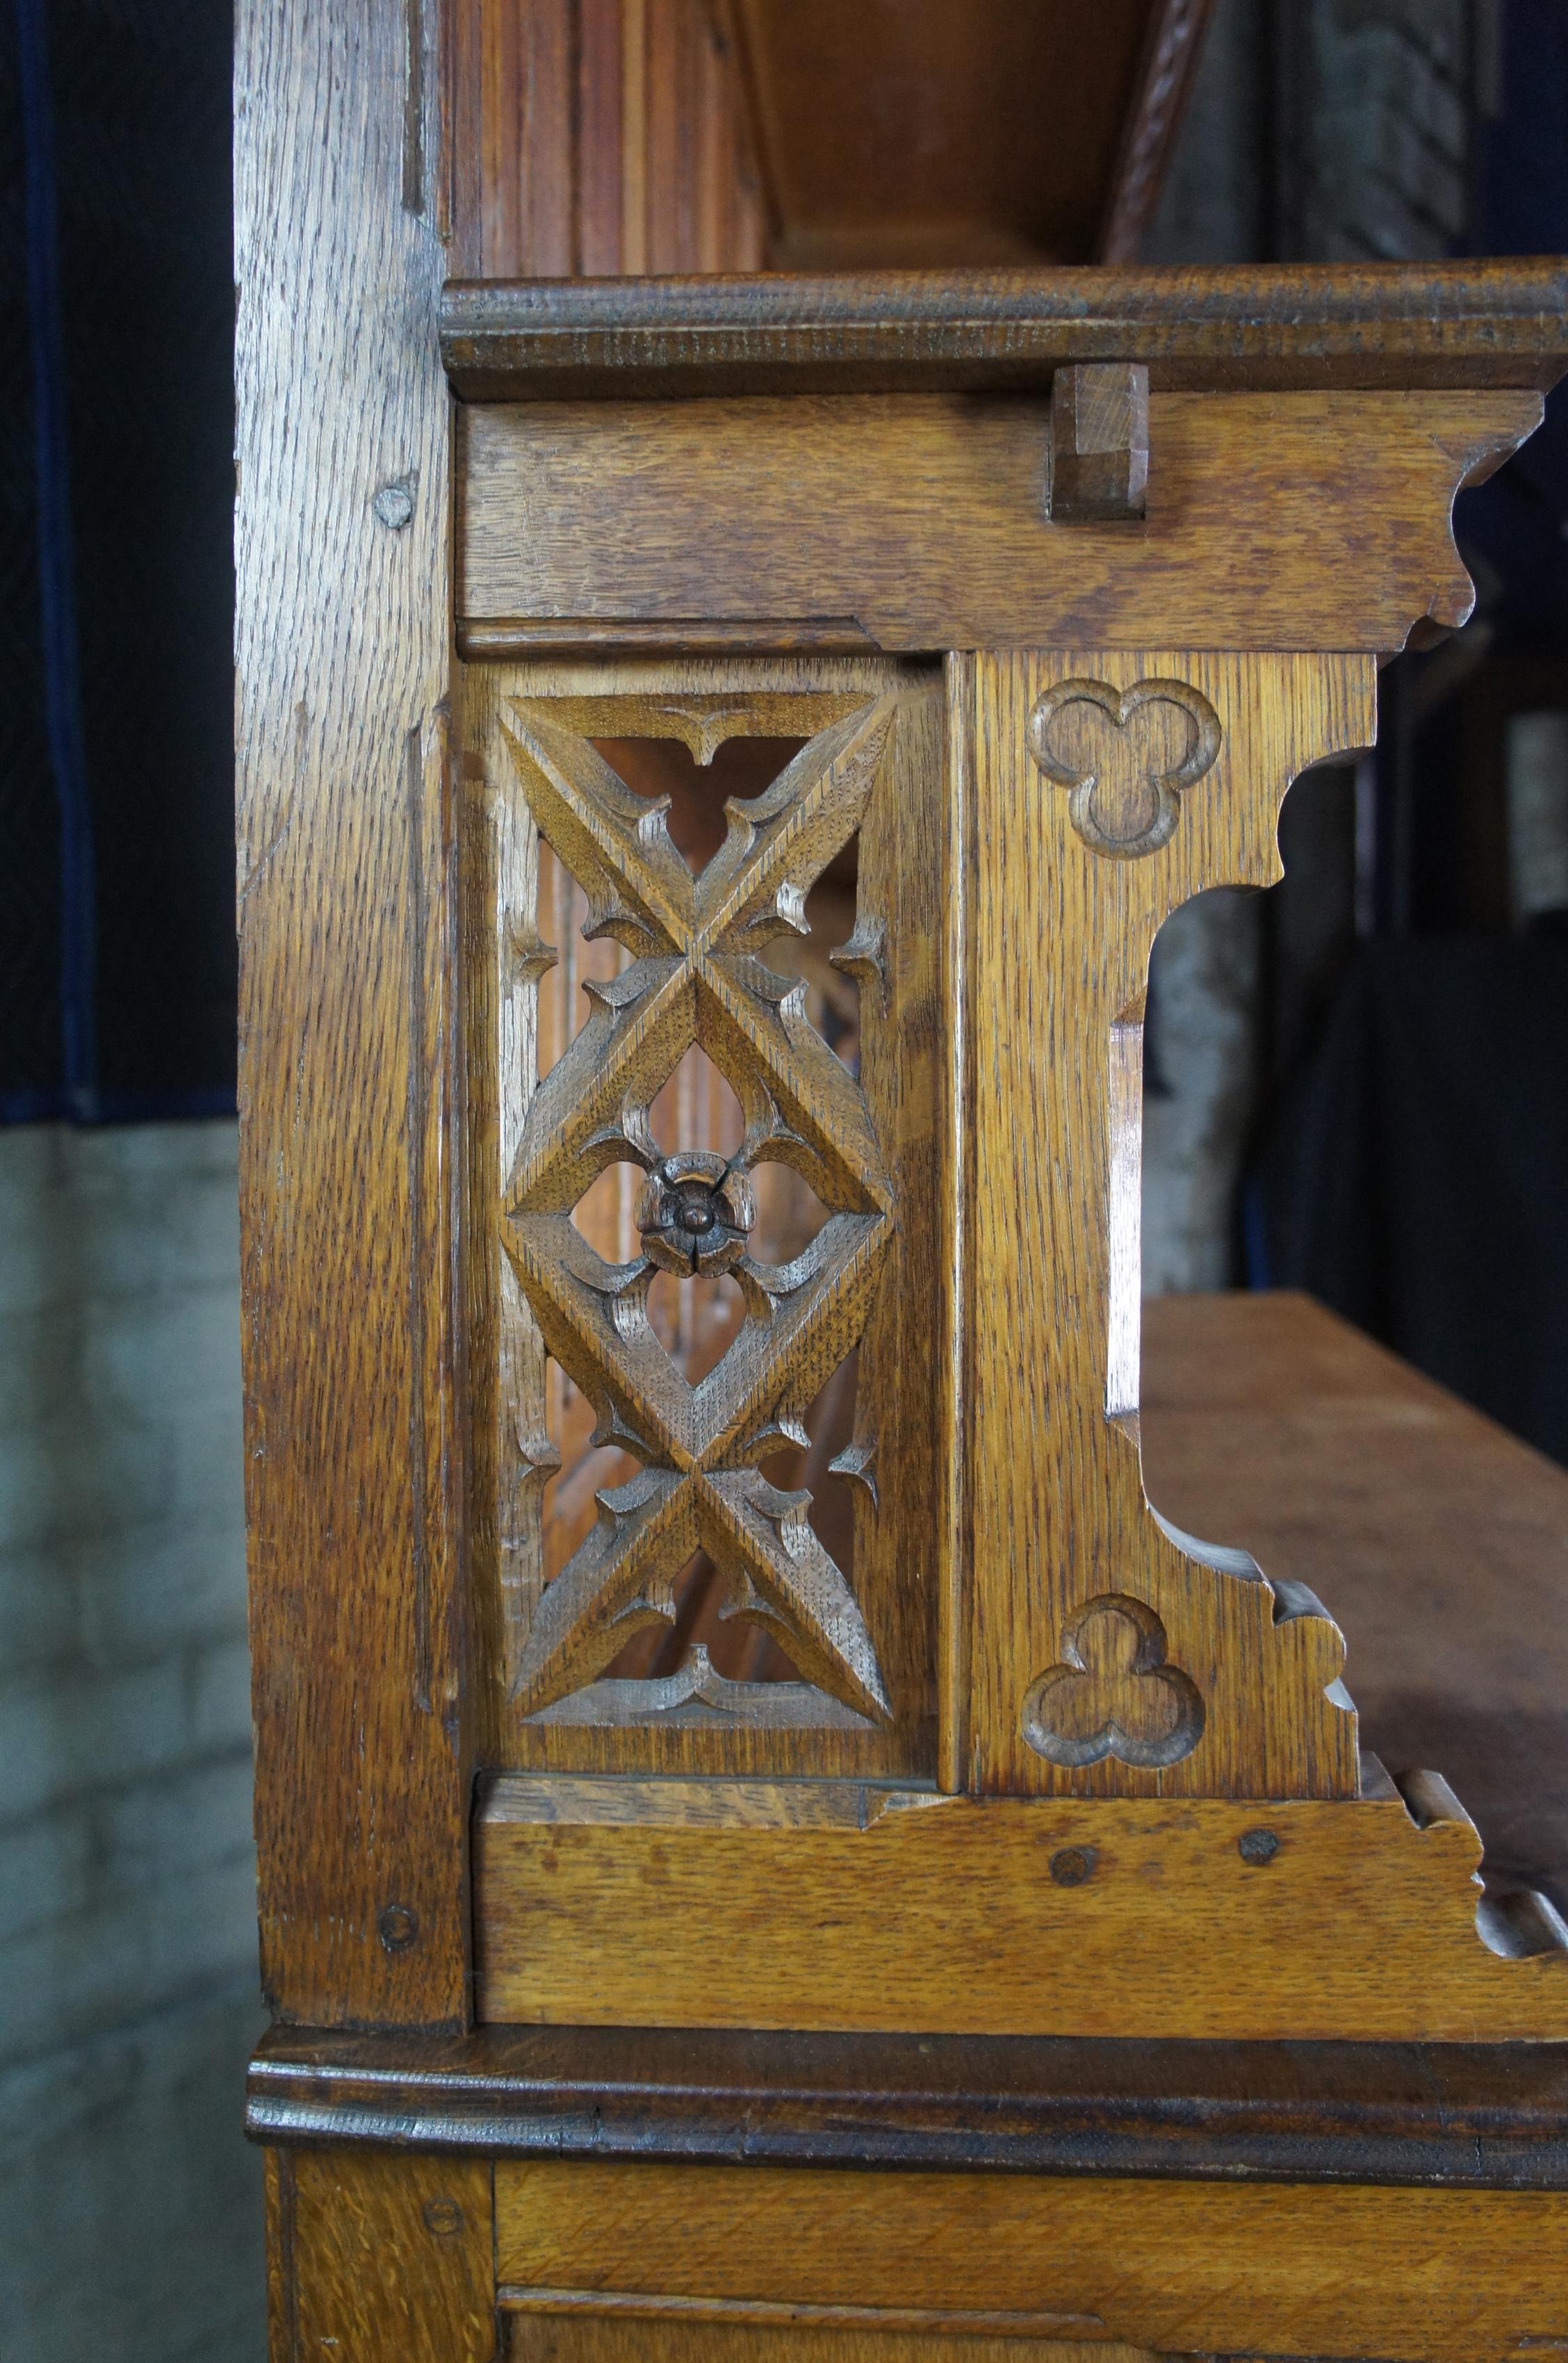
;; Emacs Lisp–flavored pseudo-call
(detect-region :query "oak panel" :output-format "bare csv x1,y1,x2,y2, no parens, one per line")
493,2156,1568,2363
473,1771,1568,2040
463,659,944,1778
504,2321,1157,2363
457,390,1537,656
268,2147,495,2362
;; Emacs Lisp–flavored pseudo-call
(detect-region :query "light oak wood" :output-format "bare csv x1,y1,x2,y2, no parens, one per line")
267,2147,495,2362
493,2154,1568,2363
1142,1290,1568,1914
473,1762,1568,2040
236,0,471,2027
953,651,1373,1798
457,389,1538,656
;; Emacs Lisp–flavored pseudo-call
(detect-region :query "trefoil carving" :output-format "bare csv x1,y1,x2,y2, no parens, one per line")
1022,1592,1204,1769
1027,676,1222,857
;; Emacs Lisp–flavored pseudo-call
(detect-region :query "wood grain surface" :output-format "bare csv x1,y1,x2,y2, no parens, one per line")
1142,1290,1568,1915
441,259,1568,399
957,652,1375,1798
250,2017,1568,2188
472,1766,1568,2040
504,2322,1157,2363
493,2154,1568,2363
730,0,1202,273
457,390,1537,655
236,0,472,2024
267,2146,495,2362
450,0,768,280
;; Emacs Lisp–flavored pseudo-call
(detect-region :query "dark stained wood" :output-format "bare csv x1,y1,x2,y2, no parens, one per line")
1141,1290,1568,1917
730,0,1207,272
1099,1,1216,263
441,261,1568,401
247,2022,1568,2191
236,0,472,2025
1048,362,1150,521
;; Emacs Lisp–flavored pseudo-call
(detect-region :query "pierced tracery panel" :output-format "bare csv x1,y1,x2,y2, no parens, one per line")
493,696,902,1730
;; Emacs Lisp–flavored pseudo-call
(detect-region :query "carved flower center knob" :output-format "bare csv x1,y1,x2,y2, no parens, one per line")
636,1152,756,1276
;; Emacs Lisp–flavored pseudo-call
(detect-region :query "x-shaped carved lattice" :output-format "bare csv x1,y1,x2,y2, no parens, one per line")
499,697,898,1721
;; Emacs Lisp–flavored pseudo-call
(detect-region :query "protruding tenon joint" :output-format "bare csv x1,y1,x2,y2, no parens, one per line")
1047,362,1150,523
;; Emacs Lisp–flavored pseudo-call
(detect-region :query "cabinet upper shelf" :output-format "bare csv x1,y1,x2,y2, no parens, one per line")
441,262,1568,402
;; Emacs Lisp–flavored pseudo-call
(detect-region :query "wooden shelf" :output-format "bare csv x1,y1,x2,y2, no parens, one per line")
441,260,1568,401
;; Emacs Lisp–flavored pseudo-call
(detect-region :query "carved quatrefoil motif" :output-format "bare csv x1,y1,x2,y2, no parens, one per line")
1022,1593,1204,1769
498,697,898,1723
1027,676,1222,858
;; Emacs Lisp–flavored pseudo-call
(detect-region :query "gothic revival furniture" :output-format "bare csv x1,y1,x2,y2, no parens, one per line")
236,5,1568,2355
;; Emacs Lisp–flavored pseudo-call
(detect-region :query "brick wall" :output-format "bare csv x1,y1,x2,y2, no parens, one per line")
0,1121,263,2363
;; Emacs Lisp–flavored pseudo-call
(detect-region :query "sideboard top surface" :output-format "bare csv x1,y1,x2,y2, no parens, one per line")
441,260,1568,400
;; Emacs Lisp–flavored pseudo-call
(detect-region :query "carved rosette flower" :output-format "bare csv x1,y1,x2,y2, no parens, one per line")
635,1151,756,1276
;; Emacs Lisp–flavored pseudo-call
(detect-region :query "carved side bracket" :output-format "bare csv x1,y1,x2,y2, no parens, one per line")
953,648,1377,1799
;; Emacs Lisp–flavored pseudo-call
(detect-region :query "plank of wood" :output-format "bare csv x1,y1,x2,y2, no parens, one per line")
248,2019,1568,2191
471,1768,1568,2040
452,0,768,279
1141,1289,1568,1913
493,2155,1568,2363
457,391,1537,656
236,0,471,2022
957,652,1374,1798
504,2321,1156,2363
267,2147,496,2362
440,260,1568,400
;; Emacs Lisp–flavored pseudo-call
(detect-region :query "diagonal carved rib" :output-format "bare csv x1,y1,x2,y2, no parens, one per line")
501,707,694,956
699,1470,890,1721
698,696,897,955
509,961,692,1211
512,1466,699,1714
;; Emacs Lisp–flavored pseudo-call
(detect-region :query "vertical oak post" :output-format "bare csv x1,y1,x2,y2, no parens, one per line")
236,0,471,2027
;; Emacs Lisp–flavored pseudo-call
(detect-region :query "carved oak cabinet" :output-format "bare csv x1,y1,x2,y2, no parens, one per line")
236,5,1568,2357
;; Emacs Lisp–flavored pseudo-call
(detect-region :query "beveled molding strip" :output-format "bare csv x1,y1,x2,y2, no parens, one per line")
441,259,1568,402
497,2290,1104,2338
246,2024,1568,2190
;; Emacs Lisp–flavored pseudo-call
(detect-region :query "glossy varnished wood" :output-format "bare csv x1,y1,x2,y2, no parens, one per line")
236,0,471,2024
441,260,1568,399
457,389,1537,655
493,2154,1568,2363
249,2020,1568,2191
